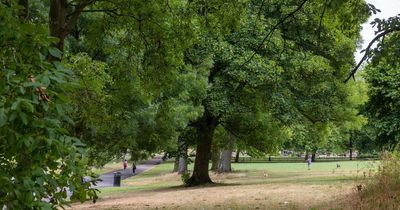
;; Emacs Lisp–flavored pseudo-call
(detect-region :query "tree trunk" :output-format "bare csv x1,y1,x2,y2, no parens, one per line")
178,156,187,174
18,0,29,20
218,133,235,173
186,113,218,186
49,0,68,51
218,150,232,173
178,137,188,174
349,133,353,160
172,156,179,172
210,142,220,171
49,0,92,52
349,150,353,160
235,150,240,163
311,152,316,162
305,151,309,161
349,147,353,161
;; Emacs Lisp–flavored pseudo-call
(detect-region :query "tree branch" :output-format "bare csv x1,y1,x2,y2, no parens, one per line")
220,123,242,139
72,9,116,15
344,28,399,82
317,0,328,48
64,0,96,38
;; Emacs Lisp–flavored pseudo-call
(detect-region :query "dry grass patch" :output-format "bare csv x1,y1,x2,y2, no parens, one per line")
126,173,181,186
72,183,352,210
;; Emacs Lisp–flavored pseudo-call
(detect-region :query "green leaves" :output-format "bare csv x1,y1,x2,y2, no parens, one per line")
0,3,95,209
0,108,6,127
48,48,63,59
362,33,400,150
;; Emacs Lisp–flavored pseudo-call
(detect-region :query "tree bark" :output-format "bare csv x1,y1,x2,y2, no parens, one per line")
186,113,218,186
178,156,187,174
49,0,93,52
49,0,68,51
210,142,220,171
235,150,240,163
218,132,235,173
349,148,353,160
305,151,309,161
218,150,232,173
311,152,316,162
178,137,188,174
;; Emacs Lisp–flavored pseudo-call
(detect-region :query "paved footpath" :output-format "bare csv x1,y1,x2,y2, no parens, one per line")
95,157,163,188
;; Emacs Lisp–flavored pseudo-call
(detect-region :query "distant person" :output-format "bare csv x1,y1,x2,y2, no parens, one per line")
132,163,136,174
307,156,312,170
123,159,128,170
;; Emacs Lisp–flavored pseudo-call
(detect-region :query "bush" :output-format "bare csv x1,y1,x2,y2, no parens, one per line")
354,152,400,209
181,171,191,185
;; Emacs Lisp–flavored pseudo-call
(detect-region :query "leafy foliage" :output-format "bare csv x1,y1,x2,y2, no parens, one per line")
363,33,400,150
184,0,370,185
62,0,211,165
0,2,96,209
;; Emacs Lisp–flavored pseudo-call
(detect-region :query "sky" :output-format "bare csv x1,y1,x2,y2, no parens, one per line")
355,0,400,62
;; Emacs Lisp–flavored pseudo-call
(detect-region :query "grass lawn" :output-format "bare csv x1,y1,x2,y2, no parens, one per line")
73,160,379,210
91,158,158,175
91,162,123,174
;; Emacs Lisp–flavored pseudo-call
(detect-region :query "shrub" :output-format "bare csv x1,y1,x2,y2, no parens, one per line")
354,152,400,209
181,171,191,185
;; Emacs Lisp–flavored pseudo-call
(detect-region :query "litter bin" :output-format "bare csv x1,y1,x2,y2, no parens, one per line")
113,172,121,187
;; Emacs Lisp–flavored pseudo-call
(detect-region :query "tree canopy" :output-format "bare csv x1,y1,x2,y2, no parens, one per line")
183,0,370,185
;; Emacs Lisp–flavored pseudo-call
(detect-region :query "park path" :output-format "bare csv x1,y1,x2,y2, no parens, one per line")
95,157,163,188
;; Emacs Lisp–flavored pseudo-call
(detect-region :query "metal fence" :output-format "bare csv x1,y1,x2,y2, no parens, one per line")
234,156,379,163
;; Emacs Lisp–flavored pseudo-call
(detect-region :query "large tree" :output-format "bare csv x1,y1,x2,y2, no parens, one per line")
186,0,369,186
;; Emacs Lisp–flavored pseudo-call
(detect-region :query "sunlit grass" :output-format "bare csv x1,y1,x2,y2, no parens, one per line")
91,162,122,174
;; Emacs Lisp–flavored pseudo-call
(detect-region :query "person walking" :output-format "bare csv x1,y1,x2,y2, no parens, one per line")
132,163,136,174
306,156,312,170
123,159,128,170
